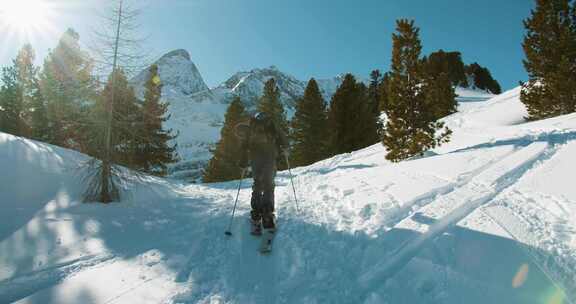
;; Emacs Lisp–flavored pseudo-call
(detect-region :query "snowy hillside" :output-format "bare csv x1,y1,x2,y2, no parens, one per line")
130,49,495,182
1,86,575,303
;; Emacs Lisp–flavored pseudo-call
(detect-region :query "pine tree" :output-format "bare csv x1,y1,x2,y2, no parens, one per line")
368,70,383,142
0,65,26,136
465,63,502,94
256,78,290,169
424,50,468,87
327,74,374,155
422,71,457,120
15,45,38,114
521,0,576,120
29,83,50,141
84,0,148,203
257,78,289,135
136,64,178,176
14,44,50,141
88,69,141,169
203,96,249,182
381,19,451,162
354,82,378,149
40,28,96,149
379,72,391,113
290,78,329,167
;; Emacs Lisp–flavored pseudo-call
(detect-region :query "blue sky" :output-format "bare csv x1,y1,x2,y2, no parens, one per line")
0,0,534,90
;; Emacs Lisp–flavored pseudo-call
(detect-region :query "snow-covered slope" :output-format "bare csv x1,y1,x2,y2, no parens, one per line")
1,86,575,303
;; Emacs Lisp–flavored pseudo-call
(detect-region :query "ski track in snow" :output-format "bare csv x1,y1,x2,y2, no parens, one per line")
0,254,114,303
480,141,576,301
358,142,550,289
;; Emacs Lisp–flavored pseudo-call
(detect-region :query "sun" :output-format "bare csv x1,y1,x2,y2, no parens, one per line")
0,0,52,34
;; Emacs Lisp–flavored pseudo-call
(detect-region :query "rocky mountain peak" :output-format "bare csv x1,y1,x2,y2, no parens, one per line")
131,49,209,98
158,49,191,62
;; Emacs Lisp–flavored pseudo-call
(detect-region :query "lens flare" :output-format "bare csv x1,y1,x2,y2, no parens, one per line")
544,288,565,304
512,263,529,288
0,0,54,36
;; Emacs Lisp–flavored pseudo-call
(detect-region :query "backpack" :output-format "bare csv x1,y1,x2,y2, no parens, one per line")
248,114,276,147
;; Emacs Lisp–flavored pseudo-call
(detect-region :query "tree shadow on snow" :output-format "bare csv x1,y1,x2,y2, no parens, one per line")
448,131,576,155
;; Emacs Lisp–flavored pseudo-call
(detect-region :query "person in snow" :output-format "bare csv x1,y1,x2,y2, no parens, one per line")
236,112,289,234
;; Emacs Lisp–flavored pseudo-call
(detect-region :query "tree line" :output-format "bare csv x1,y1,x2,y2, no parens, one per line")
204,19,460,182
0,28,178,179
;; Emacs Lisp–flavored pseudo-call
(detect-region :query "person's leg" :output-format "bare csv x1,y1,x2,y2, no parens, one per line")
250,159,264,223
261,159,277,230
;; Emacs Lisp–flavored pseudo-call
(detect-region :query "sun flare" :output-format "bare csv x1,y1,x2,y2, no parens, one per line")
0,0,52,34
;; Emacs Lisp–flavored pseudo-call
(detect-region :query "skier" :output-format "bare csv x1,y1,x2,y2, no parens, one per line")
236,112,289,236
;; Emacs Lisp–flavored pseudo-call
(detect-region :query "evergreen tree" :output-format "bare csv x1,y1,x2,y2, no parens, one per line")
256,78,289,135
40,28,96,149
89,69,141,168
136,64,178,176
290,78,329,167
29,87,50,141
520,0,576,120
0,65,26,136
422,71,457,119
354,82,378,149
203,96,249,182
465,63,502,94
381,19,451,162
367,70,383,142
423,50,468,87
256,78,290,169
15,45,38,113
379,72,391,113
327,74,374,155
14,44,50,141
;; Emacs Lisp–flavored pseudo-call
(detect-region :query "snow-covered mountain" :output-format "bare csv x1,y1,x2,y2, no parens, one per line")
132,49,209,99
131,49,494,181
1,86,575,303
129,50,357,181
213,66,350,108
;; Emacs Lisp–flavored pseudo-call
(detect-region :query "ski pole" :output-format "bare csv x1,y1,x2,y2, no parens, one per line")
225,168,247,236
284,154,300,212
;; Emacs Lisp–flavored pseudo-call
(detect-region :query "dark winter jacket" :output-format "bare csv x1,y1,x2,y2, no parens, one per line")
236,118,288,168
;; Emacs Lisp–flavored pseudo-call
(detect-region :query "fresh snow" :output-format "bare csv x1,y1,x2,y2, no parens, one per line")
1,85,575,304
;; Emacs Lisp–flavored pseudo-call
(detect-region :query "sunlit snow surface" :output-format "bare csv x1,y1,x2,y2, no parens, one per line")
1,86,575,303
